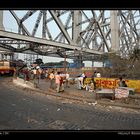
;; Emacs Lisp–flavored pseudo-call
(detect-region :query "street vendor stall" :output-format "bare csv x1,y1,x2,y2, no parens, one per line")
95,88,115,100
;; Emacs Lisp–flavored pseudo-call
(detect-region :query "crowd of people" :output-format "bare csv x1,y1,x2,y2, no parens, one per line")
16,65,129,95
76,71,101,92
17,66,100,93
29,66,70,93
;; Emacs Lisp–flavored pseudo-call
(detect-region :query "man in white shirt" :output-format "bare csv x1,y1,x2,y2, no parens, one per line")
49,70,55,90
77,72,86,89
96,72,101,77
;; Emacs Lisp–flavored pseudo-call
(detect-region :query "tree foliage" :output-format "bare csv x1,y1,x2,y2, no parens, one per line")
103,50,140,79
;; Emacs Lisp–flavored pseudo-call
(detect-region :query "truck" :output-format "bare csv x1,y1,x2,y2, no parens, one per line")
0,60,15,76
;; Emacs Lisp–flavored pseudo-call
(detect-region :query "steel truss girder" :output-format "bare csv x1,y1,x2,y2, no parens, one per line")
1,10,140,61
0,43,16,51
10,10,31,36
49,10,74,45
59,12,72,42
6,10,112,54
0,39,29,44
119,10,140,57
21,10,37,22
32,11,43,36
0,30,103,55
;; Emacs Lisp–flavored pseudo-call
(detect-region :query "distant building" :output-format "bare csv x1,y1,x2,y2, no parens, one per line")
69,62,85,68
0,51,14,61
103,60,112,68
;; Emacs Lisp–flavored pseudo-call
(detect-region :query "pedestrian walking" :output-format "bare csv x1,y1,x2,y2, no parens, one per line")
76,72,86,90
33,66,41,88
55,71,62,93
65,71,70,88
81,71,86,88
49,70,55,90
60,71,65,92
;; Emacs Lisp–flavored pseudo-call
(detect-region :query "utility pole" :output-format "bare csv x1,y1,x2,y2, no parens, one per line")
64,51,67,73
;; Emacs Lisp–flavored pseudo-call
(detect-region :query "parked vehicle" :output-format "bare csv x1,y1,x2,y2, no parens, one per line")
0,60,15,76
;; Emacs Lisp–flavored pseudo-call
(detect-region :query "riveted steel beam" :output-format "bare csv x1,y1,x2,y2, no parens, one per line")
0,30,103,55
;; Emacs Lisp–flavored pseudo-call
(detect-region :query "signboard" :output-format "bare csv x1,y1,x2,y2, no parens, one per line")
84,77,140,93
115,88,129,99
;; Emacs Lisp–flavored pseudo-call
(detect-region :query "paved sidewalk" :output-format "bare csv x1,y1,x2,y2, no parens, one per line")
12,77,140,111
38,79,96,99
26,79,140,110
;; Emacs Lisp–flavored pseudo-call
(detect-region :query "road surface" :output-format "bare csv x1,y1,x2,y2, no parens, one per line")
0,77,140,132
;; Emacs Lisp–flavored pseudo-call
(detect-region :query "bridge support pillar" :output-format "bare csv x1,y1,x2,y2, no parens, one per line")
0,10,4,30
110,11,119,53
72,11,82,45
